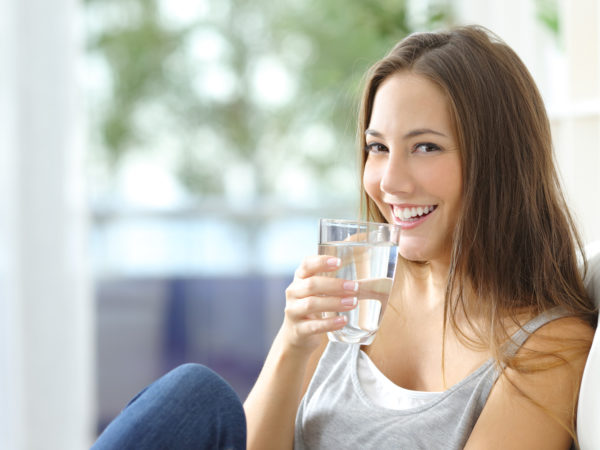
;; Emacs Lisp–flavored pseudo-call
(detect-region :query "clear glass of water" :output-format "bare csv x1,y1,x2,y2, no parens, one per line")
318,219,400,345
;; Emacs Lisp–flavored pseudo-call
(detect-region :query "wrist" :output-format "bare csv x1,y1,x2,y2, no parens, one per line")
273,326,319,362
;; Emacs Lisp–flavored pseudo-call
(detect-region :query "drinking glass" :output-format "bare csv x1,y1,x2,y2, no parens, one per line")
318,219,400,345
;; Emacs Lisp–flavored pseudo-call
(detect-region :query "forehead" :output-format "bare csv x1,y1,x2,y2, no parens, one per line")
368,72,453,135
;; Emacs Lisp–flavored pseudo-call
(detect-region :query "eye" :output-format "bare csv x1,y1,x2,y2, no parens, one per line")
365,142,389,154
413,143,441,153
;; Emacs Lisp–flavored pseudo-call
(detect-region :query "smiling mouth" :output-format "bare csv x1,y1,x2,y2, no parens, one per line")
392,205,438,222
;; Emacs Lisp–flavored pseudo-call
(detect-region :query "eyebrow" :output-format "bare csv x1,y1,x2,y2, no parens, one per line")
365,128,447,139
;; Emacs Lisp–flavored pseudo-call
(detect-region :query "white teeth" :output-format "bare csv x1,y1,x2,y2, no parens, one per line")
395,205,436,220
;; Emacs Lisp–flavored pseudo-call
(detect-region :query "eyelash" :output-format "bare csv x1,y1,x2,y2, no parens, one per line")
364,142,442,154
364,143,388,154
414,143,441,153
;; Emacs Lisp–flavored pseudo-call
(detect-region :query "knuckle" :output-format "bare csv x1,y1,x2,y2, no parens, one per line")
308,321,322,335
286,282,302,299
292,328,303,342
297,259,310,275
284,300,300,317
301,297,314,314
304,277,316,291
283,304,293,318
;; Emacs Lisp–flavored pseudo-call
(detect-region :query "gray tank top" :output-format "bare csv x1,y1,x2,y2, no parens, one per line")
294,307,568,449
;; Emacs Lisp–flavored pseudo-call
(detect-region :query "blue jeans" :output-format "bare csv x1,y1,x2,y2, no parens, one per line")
92,364,247,450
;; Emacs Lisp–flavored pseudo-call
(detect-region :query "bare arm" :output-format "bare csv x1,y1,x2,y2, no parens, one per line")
465,317,594,449
243,255,358,450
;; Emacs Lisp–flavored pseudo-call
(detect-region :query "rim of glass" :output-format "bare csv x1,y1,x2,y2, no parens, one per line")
319,218,400,230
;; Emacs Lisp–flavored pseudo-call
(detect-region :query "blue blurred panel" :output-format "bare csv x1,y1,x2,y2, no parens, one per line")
95,274,291,435
162,276,290,395
95,278,171,433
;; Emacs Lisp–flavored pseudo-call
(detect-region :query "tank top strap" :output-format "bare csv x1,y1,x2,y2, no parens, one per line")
504,306,569,358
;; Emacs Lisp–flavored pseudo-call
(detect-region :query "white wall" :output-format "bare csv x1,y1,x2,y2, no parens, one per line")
455,0,600,243
552,0,600,244
0,0,22,446
0,0,95,448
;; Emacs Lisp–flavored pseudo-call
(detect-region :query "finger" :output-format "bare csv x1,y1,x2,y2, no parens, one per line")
287,276,359,300
295,315,348,336
286,295,358,320
294,255,341,279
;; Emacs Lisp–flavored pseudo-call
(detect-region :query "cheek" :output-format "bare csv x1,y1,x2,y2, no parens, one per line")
439,168,462,208
424,159,462,205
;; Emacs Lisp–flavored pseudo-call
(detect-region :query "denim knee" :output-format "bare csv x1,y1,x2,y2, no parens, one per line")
158,363,246,447
165,363,225,387
93,363,246,450
162,363,241,406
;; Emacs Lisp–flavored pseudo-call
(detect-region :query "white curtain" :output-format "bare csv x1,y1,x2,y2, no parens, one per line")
0,0,95,448
554,0,600,244
455,0,600,243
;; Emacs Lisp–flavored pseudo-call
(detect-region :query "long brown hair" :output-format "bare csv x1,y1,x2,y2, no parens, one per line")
358,25,597,441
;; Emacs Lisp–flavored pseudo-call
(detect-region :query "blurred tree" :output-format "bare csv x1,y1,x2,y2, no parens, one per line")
534,0,560,38
85,0,452,203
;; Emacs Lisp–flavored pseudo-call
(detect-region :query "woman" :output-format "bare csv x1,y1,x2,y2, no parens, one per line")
93,26,597,450
244,25,596,449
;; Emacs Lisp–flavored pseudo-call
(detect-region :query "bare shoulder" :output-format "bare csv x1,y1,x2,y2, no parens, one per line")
520,315,595,372
530,315,595,344
465,315,595,450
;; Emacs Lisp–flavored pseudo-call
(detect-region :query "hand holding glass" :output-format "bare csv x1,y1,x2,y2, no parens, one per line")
318,219,400,345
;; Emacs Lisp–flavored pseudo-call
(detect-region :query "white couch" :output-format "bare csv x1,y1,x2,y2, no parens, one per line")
577,242,600,449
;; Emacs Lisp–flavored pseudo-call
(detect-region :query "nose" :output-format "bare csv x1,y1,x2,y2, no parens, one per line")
379,151,414,196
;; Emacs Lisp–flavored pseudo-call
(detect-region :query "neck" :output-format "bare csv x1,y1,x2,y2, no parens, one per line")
401,259,450,311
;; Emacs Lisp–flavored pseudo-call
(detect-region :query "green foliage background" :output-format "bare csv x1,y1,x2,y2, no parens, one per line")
85,0,453,201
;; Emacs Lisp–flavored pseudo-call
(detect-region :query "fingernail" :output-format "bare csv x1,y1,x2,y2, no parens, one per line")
334,316,348,324
327,257,341,267
343,281,359,292
341,297,357,306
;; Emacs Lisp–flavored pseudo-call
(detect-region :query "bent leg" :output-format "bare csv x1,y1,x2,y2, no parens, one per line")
92,364,246,450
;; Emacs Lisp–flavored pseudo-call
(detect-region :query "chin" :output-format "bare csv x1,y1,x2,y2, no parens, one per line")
399,239,453,267
398,240,429,262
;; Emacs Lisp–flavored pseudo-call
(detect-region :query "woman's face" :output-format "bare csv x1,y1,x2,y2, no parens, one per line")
363,72,462,264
